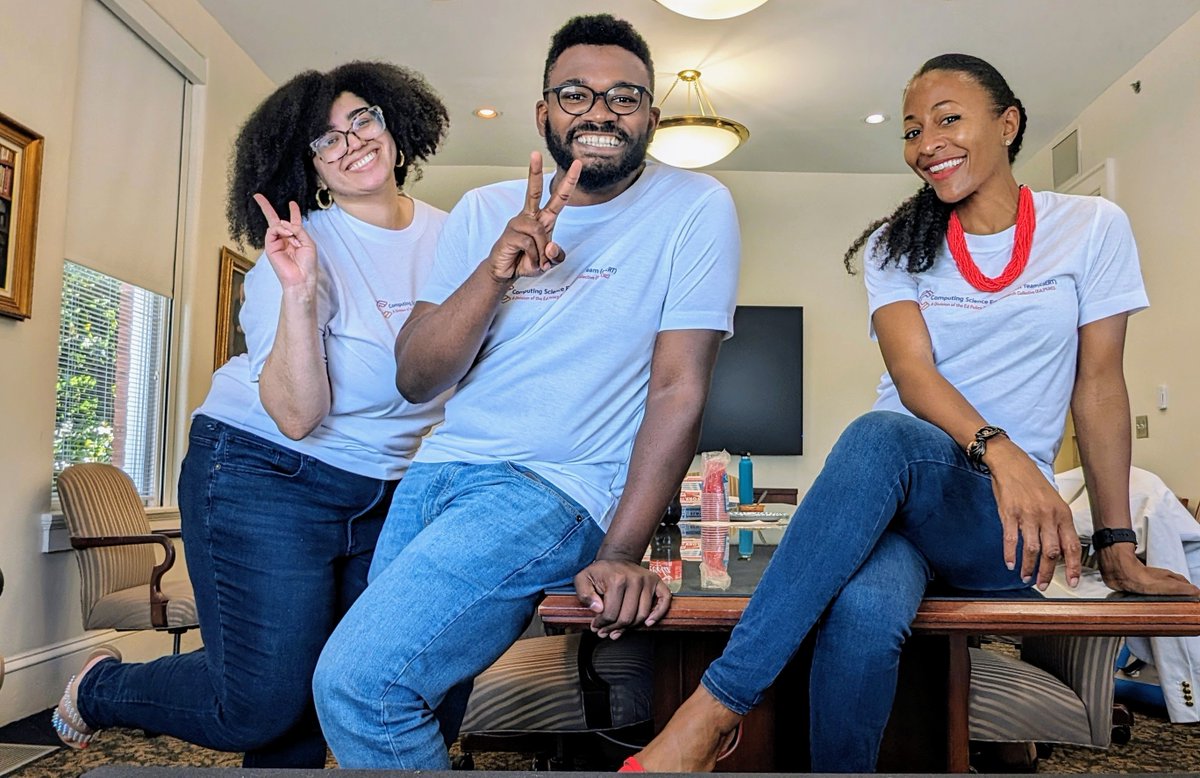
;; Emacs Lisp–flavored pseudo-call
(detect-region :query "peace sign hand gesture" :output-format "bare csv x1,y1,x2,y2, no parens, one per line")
253,194,319,298
487,152,582,283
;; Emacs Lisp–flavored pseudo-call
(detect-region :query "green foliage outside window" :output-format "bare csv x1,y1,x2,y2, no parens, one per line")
54,263,121,484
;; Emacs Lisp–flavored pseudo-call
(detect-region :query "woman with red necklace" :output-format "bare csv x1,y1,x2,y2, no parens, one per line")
621,53,1198,774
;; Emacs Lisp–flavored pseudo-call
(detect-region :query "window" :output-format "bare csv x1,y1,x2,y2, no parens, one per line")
51,0,198,507
54,261,169,502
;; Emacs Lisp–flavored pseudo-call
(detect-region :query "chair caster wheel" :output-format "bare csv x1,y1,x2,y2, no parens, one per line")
1111,725,1132,745
451,754,474,770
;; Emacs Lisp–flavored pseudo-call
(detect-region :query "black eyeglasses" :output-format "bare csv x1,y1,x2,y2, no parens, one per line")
543,83,652,116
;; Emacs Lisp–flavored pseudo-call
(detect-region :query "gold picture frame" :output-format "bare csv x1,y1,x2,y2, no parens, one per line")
213,246,254,369
0,111,45,320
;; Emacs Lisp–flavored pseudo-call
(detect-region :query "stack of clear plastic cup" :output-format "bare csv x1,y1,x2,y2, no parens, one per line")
700,490,730,589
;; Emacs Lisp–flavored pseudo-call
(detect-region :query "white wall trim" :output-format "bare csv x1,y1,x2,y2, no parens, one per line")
0,629,202,726
2,630,121,675
98,0,207,84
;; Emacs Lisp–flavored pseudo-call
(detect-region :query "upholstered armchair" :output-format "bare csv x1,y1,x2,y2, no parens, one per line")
57,463,199,653
969,634,1126,752
457,630,655,769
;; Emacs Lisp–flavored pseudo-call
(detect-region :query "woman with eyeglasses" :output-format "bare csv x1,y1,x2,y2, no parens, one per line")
621,53,1198,774
51,61,452,769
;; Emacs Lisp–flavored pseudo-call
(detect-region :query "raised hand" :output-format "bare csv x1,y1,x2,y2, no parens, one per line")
253,194,318,296
487,152,582,283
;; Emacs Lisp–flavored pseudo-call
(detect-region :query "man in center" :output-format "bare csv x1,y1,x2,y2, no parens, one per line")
313,14,742,768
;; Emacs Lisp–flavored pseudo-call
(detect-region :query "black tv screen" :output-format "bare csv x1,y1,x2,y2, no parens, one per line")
697,306,803,455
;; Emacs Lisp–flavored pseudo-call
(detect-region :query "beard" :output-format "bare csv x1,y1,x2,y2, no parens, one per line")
543,118,650,192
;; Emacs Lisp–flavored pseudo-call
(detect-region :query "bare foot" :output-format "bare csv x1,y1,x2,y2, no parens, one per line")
625,687,743,772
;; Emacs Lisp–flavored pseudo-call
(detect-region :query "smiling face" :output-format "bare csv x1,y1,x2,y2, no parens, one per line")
901,70,1020,205
312,91,399,200
537,44,659,195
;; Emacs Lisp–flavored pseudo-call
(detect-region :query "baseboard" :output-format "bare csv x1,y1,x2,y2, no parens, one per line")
0,628,202,726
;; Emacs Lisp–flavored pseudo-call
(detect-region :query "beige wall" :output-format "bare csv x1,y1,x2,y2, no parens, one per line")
414,165,916,496
0,0,272,723
1016,10,1200,502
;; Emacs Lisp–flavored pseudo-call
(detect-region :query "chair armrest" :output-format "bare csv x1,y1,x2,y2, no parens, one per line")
71,533,178,628
153,527,182,538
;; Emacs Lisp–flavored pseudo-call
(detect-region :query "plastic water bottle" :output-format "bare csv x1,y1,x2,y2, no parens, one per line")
650,523,683,593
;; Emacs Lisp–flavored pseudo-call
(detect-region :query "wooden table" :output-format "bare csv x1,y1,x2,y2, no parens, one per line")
540,554,1200,773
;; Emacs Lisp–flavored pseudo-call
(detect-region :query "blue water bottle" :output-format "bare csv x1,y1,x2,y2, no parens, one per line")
738,453,754,560
738,453,754,505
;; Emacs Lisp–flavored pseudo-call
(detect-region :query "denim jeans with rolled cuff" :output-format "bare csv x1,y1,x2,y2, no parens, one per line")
77,415,395,768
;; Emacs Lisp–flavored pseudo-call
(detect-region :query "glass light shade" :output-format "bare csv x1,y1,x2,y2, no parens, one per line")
648,116,750,169
654,0,769,20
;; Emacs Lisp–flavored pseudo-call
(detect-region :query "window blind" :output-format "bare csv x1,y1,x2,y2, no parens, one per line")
63,0,184,298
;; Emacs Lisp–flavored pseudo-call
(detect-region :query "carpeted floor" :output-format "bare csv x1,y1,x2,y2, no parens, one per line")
1,705,1198,775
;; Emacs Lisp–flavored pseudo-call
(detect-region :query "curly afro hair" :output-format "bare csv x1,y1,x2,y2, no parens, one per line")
843,53,1027,275
544,14,655,92
226,61,449,250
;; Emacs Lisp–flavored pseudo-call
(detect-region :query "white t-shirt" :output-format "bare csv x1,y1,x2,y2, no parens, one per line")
198,199,451,480
416,163,741,530
865,191,1147,480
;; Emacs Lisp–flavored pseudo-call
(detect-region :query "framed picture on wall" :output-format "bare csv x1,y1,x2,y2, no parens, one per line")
0,111,44,320
213,246,254,369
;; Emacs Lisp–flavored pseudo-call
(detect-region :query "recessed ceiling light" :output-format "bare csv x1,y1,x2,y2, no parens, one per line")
864,113,889,125
473,107,500,119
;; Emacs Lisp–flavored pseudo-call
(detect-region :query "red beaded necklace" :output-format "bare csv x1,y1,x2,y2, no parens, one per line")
946,185,1036,292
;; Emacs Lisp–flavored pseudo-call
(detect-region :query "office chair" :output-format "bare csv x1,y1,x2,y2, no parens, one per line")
57,463,198,653
457,629,655,769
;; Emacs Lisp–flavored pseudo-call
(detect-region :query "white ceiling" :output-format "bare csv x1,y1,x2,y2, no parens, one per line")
195,0,1200,174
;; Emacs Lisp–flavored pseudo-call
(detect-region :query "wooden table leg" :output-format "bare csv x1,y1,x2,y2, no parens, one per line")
946,634,971,773
652,635,684,732
651,632,776,772
879,634,951,772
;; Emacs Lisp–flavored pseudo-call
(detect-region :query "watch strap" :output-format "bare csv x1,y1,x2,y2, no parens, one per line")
1091,527,1137,550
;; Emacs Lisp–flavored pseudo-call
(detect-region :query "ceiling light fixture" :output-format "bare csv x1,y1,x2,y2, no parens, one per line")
864,113,889,125
648,69,749,169
654,0,770,20
473,107,500,119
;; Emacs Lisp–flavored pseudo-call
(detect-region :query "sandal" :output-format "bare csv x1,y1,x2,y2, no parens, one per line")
618,723,743,772
51,646,121,749
716,721,742,761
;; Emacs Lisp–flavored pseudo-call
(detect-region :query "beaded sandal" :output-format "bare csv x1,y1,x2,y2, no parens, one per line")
51,646,121,749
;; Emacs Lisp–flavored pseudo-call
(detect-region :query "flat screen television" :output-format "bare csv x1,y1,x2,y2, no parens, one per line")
697,305,803,455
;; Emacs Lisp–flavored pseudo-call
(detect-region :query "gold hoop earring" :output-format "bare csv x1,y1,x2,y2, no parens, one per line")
395,149,406,170
315,183,333,210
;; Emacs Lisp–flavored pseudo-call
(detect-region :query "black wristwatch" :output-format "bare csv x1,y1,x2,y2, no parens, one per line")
1091,527,1138,550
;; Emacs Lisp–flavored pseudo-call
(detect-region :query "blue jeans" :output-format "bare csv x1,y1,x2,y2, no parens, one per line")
77,416,394,768
701,411,1031,772
313,460,605,769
